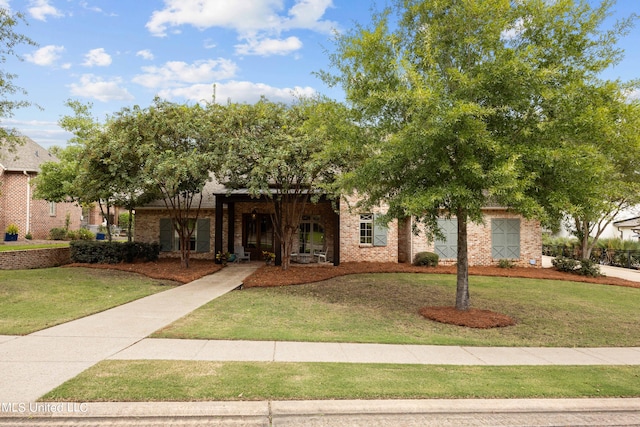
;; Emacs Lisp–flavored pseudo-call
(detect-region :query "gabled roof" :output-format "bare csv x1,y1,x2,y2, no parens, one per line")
0,136,57,173
613,216,640,228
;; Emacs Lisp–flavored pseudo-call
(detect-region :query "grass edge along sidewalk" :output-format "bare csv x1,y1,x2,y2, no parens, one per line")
42,361,640,401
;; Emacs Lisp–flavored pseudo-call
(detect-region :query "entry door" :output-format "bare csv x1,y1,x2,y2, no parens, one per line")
243,213,274,260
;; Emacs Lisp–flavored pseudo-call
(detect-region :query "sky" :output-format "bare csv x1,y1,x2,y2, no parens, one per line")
2,0,639,149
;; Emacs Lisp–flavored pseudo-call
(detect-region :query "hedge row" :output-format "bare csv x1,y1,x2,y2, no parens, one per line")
70,241,160,264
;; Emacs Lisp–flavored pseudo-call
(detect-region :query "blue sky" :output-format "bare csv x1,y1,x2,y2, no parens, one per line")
3,0,639,149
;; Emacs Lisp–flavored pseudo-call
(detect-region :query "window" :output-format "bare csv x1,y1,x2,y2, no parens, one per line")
359,213,388,246
299,215,324,254
492,219,520,259
175,219,197,251
359,214,373,244
159,218,210,252
49,202,57,217
434,219,457,259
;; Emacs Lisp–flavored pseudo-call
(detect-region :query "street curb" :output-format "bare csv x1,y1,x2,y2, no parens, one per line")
2,399,639,419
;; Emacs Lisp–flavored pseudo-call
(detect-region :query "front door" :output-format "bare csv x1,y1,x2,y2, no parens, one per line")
243,213,274,260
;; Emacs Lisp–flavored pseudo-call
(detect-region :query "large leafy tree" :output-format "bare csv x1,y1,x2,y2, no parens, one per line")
541,82,640,258
213,97,343,270
0,8,37,152
133,98,215,268
320,0,635,311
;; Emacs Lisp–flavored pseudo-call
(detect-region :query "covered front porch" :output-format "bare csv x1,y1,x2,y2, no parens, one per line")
214,192,341,266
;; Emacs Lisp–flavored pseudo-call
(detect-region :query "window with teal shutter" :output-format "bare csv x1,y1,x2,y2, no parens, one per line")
359,214,388,246
435,218,457,259
196,218,210,253
492,219,520,259
159,218,173,251
373,214,388,247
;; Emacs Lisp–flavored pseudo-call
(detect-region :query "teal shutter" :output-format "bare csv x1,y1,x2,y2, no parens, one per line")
373,214,388,247
159,218,173,252
196,218,210,253
492,219,520,259
435,219,457,259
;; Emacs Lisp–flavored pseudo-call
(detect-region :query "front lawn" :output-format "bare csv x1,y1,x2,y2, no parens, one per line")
43,361,640,401
154,273,640,347
0,267,177,335
0,243,69,252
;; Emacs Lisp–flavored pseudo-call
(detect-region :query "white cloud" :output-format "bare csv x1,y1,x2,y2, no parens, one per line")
159,80,316,104
132,58,238,88
82,48,112,67
284,0,335,33
235,36,303,56
0,1,10,11
146,0,337,56
136,49,154,60
24,45,64,66
628,89,640,101
28,0,63,21
69,74,134,102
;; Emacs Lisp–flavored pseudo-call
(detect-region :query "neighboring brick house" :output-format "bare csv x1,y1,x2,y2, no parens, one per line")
134,177,542,267
0,137,82,240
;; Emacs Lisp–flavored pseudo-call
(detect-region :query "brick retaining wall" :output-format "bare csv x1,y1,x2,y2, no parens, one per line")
0,247,71,270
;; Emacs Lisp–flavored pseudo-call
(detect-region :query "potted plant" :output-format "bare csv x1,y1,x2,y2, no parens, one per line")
96,225,106,240
216,251,231,266
4,224,19,241
262,251,276,265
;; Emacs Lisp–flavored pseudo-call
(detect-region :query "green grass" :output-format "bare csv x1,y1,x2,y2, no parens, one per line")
0,267,176,335
0,243,69,252
154,273,640,347
42,361,640,401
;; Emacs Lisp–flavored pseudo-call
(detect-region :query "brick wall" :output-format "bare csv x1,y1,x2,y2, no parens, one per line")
0,171,82,240
407,210,542,267
339,197,399,263
0,247,71,270
134,209,218,259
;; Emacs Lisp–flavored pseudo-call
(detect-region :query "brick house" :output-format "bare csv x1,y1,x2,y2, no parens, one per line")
0,137,82,240
134,177,542,267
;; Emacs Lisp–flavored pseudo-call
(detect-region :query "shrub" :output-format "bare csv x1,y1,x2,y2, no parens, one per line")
552,257,579,273
552,256,601,277
5,223,19,235
49,227,68,240
413,251,439,267
578,258,601,277
70,241,160,264
66,230,79,240
77,228,95,241
498,259,515,268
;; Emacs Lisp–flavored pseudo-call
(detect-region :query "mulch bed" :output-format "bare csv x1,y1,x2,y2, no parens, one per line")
67,259,639,329
419,306,517,329
65,258,223,284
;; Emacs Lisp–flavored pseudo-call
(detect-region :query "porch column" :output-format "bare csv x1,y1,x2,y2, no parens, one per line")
227,202,235,253
214,195,224,263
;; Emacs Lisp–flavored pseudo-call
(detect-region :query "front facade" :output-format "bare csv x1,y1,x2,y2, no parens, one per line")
0,138,82,240
134,179,542,267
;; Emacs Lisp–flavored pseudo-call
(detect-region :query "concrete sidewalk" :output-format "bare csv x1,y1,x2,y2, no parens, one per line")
110,338,640,366
0,263,259,402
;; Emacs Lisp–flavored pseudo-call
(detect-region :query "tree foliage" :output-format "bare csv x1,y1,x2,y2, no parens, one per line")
213,97,344,270
320,0,636,310
0,8,37,152
133,98,215,268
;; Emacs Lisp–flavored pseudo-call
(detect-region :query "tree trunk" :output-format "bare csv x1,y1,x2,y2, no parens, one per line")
581,220,591,260
127,207,134,243
455,208,470,311
280,227,295,271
